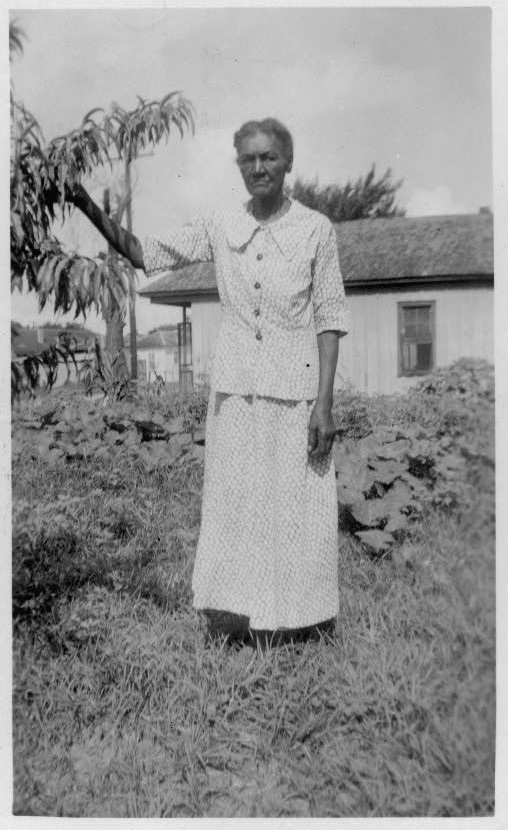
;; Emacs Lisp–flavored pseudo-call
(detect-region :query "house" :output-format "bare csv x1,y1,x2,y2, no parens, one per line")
139,212,494,395
11,324,101,388
124,327,182,386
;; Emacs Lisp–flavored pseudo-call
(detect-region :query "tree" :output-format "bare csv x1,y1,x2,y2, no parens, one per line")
10,20,194,368
9,19,25,67
290,165,405,222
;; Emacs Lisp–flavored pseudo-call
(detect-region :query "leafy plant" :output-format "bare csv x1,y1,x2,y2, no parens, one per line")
332,359,494,553
11,95,194,315
11,388,206,477
10,21,194,322
78,337,132,402
333,427,468,552
414,358,494,403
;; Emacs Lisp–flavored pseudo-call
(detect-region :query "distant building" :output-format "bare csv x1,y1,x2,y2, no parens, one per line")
11,325,101,388
124,327,181,386
139,212,494,395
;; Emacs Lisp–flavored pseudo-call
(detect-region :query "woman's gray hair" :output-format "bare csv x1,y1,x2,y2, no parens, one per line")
233,118,294,165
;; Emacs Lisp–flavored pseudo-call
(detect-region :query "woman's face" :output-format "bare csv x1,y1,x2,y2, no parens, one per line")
237,131,292,200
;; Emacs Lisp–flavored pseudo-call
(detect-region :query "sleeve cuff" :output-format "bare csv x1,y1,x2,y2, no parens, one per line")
315,313,351,337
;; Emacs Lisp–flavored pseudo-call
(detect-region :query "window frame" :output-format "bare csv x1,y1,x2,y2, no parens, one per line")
397,300,436,377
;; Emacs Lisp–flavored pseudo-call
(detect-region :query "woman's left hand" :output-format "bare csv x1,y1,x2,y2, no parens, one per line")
307,402,336,460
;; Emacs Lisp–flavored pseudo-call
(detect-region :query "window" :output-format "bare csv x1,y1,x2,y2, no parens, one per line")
398,302,435,376
148,352,156,372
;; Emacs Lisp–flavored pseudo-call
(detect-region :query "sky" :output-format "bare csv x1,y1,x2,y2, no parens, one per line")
9,5,494,335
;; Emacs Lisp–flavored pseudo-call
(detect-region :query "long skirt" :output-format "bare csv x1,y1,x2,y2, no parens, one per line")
191,390,339,632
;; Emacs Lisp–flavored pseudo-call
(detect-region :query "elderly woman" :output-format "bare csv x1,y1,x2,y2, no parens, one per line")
69,118,350,647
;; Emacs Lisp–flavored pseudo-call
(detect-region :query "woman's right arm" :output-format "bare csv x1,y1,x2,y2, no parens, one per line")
69,183,144,269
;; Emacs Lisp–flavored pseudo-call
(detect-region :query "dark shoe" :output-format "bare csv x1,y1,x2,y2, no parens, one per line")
202,609,254,647
252,618,335,650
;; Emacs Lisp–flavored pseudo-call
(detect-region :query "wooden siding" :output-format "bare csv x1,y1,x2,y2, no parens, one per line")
338,285,493,394
189,286,493,395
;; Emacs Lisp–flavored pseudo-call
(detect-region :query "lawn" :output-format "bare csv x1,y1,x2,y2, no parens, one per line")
11,362,495,817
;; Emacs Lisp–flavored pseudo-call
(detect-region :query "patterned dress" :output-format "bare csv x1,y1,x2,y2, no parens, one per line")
142,198,350,633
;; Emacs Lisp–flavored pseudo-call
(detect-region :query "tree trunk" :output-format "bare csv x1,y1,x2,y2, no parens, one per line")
104,307,129,381
103,187,129,382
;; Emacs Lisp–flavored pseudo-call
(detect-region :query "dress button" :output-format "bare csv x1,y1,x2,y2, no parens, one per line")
256,253,263,261
255,331,262,341
254,282,261,289
254,308,260,317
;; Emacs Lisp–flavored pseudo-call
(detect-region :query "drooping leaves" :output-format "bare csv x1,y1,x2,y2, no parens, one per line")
10,89,194,318
11,330,85,400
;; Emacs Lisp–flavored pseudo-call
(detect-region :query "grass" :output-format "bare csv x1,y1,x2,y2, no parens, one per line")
11,369,495,817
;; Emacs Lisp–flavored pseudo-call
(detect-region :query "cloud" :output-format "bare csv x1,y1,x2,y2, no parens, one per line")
405,185,468,217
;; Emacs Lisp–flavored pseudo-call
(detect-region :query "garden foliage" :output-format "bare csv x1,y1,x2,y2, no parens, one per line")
11,359,495,817
12,358,494,558
332,359,494,551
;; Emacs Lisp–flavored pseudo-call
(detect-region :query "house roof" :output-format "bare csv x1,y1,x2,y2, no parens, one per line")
139,212,494,304
335,212,493,286
140,261,217,304
12,326,99,357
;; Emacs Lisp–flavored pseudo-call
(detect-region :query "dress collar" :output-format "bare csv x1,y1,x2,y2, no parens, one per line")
224,198,303,259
